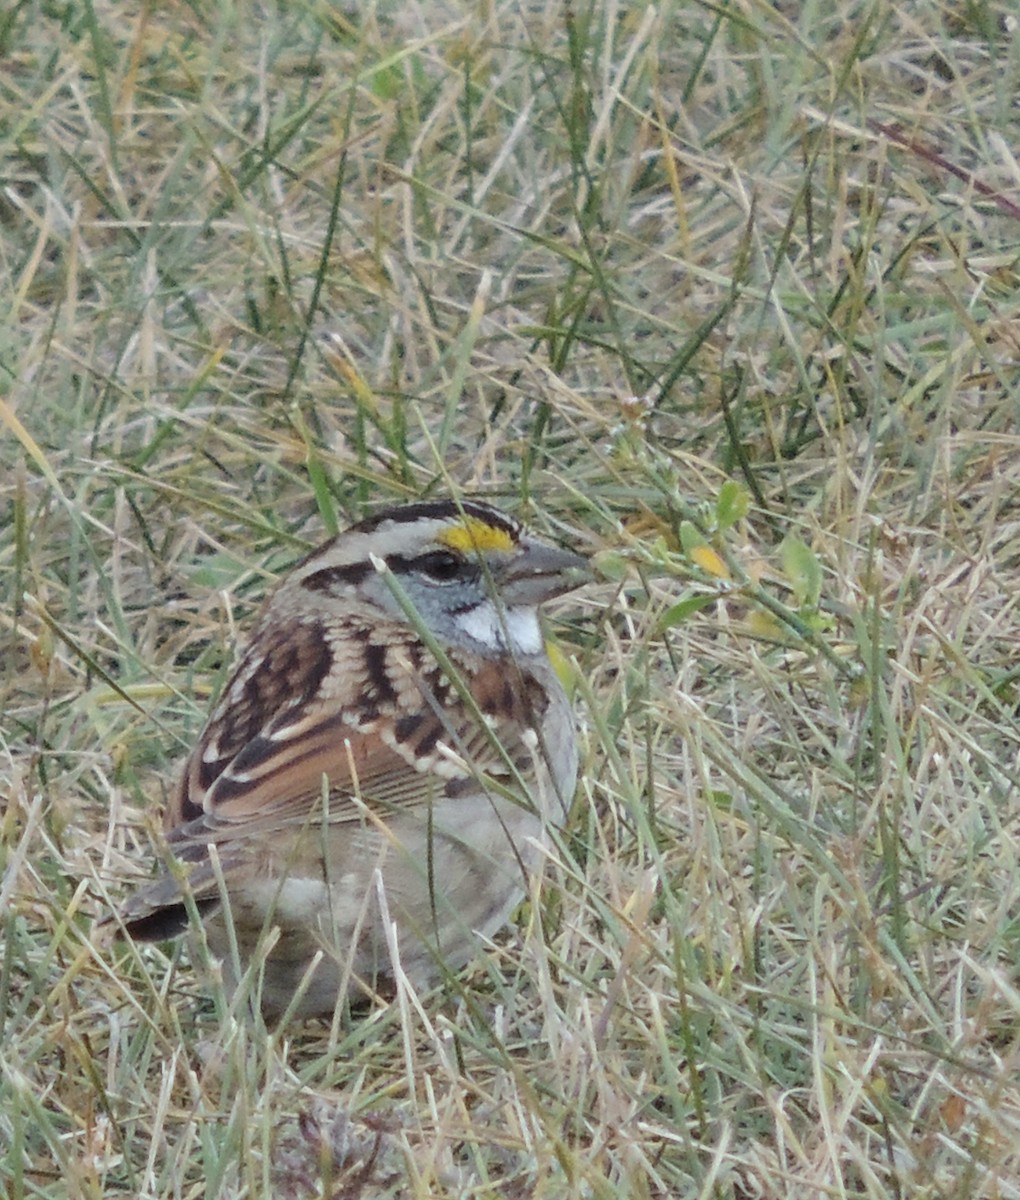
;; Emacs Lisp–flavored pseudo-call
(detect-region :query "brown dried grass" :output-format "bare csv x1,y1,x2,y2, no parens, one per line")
2,1,1019,1196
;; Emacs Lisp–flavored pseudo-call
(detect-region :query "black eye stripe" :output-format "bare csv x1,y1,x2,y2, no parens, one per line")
302,561,373,591
414,551,462,580
386,550,480,583
299,550,481,594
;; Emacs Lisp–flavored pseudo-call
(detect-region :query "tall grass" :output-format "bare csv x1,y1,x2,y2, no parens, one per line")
3,1,1019,1195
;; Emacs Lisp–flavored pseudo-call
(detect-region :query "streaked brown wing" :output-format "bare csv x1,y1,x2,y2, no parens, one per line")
168,619,538,838
168,617,337,826
197,706,456,822
113,625,551,941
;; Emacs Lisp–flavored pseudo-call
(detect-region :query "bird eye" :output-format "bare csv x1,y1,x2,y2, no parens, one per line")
415,551,464,582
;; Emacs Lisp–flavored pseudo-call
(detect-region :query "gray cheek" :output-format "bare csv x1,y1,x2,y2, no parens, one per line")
362,573,444,625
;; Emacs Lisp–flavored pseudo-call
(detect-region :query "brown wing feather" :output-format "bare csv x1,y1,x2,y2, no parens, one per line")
170,618,335,826
114,619,552,940
168,616,546,839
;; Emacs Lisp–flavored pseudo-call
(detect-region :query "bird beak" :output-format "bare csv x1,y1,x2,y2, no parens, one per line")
497,538,591,606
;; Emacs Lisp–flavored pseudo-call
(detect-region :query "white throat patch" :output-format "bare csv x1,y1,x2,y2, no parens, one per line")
456,604,543,656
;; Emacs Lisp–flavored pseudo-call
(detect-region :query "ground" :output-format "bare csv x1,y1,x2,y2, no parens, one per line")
2,2,1019,1197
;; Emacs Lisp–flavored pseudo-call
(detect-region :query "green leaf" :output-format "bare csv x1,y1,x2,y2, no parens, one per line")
679,520,706,555
715,480,749,530
781,534,822,609
592,550,630,581
658,593,718,631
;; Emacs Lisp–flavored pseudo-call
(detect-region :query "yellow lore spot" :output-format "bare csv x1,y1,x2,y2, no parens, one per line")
437,516,515,554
